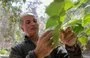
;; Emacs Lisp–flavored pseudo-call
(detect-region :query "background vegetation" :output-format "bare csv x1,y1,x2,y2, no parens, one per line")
0,0,90,56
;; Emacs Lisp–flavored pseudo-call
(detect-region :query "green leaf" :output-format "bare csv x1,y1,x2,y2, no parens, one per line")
0,49,8,54
68,19,81,25
63,19,83,30
46,16,60,29
73,0,80,5
46,1,64,16
60,15,66,23
60,9,66,23
52,25,61,47
2,2,6,8
85,5,90,15
80,0,87,3
82,14,90,26
86,28,90,35
64,0,74,11
74,0,88,8
71,23,84,35
54,0,64,2
78,36,88,46
3,0,8,3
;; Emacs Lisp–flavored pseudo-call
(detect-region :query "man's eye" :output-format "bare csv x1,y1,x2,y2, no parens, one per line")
34,20,37,23
33,19,37,23
26,21,30,24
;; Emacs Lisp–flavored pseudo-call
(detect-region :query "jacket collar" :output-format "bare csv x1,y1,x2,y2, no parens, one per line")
24,35,34,43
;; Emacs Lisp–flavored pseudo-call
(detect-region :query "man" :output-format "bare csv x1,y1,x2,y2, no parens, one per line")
9,13,82,58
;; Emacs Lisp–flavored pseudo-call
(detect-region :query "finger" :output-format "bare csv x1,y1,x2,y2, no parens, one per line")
44,31,53,42
66,33,76,40
65,27,71,32
66,36,77,46
45,40,54,52
48,41,54,50
60,30,65,40
41,30,52,39
65,32,74,39
65,27,72,34
50,45,54,50
47,39,53,46
64,27,73,38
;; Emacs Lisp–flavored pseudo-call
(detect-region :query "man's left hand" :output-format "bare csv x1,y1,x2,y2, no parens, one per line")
60,27,77,46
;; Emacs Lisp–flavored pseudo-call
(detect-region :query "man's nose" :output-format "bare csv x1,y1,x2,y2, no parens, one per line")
31,21,36,26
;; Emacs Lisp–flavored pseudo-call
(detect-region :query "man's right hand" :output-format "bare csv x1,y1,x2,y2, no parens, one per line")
34,30,54,58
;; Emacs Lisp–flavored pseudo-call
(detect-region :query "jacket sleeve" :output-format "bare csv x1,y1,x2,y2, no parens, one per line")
9,46,37,58
65,44,83,58
9,46,24,58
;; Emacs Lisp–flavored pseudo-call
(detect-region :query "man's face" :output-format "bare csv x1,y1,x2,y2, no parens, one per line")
21,15,39,37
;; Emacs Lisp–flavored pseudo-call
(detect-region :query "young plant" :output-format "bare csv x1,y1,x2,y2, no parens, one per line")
45,0,90,47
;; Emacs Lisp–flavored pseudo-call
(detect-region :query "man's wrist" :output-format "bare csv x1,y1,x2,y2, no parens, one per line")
34,49,44,58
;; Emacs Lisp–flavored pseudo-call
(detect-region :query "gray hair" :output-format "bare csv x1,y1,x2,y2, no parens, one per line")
20,12,34,18
20,12,35,24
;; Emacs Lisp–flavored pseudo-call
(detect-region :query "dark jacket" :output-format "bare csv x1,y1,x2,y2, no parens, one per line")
9,36,82,58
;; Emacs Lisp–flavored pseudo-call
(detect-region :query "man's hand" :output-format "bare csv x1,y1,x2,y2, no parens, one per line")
60,27,77,46
34,30,54,58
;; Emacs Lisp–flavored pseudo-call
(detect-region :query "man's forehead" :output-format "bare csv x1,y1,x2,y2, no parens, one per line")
21,15,38,22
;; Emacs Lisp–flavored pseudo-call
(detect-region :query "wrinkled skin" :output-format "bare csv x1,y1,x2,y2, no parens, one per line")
21,15,39,41
60,27,77,46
